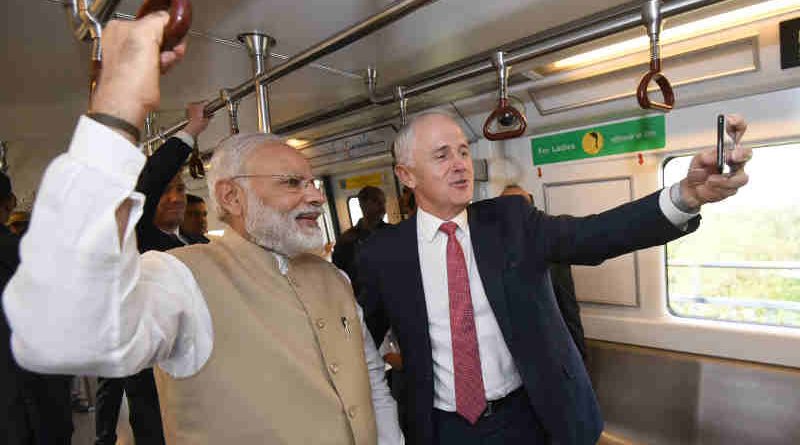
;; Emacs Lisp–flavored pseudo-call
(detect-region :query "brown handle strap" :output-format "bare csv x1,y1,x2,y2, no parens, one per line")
483,99,527,141
89,0,192,101
636,70,674,112
136,0,193,51
187,143,205,179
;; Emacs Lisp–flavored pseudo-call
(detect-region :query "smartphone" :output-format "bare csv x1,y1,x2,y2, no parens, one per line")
716,114,729,174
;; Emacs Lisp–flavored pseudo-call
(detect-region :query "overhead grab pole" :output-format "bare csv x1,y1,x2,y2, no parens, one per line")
274,0,725,135
142,0,439,146
238,32,276,133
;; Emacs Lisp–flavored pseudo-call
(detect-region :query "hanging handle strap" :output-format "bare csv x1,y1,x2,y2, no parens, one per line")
483,51,527,141
636,0,674,112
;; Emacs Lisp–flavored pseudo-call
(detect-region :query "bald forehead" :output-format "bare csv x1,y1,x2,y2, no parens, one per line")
244,142,310,174
407,113,467,160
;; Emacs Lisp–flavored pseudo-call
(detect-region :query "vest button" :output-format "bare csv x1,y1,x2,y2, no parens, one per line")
329,363,340,374
347,406,357,419
316,318,326,329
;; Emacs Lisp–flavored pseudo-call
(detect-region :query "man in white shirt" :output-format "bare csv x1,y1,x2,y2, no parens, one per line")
3,14,401,445
357,110,751,445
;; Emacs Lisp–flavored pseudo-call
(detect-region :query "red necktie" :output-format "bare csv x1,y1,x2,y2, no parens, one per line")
439,221,486,424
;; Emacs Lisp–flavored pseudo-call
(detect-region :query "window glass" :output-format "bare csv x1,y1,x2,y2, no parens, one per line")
348,196,363,228
663,145,800,328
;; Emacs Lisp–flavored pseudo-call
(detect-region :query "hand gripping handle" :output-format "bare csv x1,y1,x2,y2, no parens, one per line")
135,0,193,51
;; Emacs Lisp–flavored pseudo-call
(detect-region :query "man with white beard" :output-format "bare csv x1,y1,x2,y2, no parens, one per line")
3,15,401,444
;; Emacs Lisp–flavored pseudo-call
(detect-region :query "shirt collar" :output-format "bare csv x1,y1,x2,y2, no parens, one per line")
417,206,469,243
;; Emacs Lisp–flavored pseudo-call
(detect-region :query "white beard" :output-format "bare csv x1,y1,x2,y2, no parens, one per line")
244,192,324,258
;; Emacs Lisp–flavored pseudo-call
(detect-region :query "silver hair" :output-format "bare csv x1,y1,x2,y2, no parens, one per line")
393,109,461,166
206,132,287,222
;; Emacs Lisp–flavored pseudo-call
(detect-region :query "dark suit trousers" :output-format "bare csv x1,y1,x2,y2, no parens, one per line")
95,368,165,445
432,390,546,445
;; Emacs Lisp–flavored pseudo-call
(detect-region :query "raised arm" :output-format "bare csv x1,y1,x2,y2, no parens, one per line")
2,14,199,377
533,116,751,265
136,102,209,249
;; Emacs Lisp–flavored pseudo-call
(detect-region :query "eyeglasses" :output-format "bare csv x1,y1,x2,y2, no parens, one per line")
229,174,321,193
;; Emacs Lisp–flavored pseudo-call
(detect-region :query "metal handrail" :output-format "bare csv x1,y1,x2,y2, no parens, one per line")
274,0,726,136
142,0,438,146
672,295,800,311
668,261,800,270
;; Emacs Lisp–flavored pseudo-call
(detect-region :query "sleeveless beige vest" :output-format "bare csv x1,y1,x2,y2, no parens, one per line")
155,229,378,445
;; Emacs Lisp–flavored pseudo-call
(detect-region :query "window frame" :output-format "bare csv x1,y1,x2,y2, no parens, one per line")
661,147,800,330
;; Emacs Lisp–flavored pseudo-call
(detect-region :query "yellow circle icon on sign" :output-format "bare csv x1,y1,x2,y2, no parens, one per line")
582,131,604,155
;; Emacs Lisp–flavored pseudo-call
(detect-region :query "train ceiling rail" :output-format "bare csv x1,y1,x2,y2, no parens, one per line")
140,0,439,146
273,0,729,136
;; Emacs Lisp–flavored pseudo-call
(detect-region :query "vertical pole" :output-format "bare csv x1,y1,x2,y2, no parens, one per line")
238,32,276,133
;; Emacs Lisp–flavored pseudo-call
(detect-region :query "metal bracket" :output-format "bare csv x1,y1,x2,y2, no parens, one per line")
395,85,408,126
220,88,240,135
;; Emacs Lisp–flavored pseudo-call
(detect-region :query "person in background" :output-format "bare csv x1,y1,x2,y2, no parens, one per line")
94,101,210,445
180,194,210,244
0,173,73,444
332,185,389,298
500,184,587,362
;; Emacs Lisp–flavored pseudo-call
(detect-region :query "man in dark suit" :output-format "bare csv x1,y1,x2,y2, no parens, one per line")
333,185,390,298
500,184,587,362
180,194,211,244
94,102,210,445
358,111,751,445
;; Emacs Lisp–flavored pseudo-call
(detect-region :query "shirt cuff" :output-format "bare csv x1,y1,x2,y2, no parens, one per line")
70,116,146,188
659,186,698,230
174,131,195,147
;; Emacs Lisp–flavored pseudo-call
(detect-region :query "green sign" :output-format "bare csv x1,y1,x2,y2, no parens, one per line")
531,115,666,165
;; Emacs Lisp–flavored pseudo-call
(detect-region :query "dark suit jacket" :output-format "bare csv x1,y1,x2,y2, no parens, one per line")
358,191,699,445
135,137,192,253
332,219,390,299
549,263,587,361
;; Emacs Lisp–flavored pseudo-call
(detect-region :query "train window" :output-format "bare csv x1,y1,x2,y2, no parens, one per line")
663,145,800,328
346,195,388,228
347,196,363,227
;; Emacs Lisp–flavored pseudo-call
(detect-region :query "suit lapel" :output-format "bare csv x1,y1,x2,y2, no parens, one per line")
468,204,514,346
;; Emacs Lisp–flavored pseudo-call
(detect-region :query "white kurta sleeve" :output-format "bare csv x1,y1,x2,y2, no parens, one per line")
3,116,212,378
357,306,404,445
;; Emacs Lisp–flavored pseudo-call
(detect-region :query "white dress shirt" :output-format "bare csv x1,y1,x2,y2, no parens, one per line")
416,188,695,412
3,116,403,445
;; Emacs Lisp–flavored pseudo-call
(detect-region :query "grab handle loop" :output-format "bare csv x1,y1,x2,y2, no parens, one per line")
636,0,674,112
483,51,527,141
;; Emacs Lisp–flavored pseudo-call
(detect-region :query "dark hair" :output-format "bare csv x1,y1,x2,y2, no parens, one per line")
357,186,384,205
186,194,205,205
